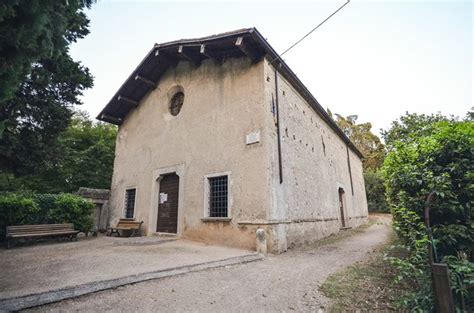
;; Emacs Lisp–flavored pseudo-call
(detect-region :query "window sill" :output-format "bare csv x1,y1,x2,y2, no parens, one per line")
201,217,232,222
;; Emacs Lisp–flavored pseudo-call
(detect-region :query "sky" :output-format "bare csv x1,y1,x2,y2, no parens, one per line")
70,0,473,135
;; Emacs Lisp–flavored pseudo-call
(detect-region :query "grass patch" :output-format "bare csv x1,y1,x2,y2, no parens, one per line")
319,233,409,311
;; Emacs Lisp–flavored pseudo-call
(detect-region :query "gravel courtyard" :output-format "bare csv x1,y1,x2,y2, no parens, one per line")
0,236,255,303
26,214,392,312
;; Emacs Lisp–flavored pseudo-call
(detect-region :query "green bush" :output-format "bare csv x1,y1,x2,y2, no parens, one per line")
364,169,389,212
383,119,474,310
0,193,94,239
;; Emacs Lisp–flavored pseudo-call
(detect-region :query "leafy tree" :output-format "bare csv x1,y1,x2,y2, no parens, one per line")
380,112,450,151
333,114,388,212
53,111,117,192
0,1,94,180
0,0,93,103
1,111,117,193
363,169,389,212
334,114,385,170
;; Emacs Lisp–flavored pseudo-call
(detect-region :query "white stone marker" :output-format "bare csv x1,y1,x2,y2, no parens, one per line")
256,228,267,254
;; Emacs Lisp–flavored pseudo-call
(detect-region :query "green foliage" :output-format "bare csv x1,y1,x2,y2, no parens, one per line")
383,115,474,310
334,114,386,170
0,193,41,230
0,111,117,193
46,193,94,233
0,1,94,178
0,192,94,239
333,114,388,213
0,0,93,103
444,255,474,305
381,111,450,151
55,111,117,192
364,169,389,212
386,207,434,309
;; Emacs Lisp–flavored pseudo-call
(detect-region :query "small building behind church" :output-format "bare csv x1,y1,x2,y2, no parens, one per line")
97,28,368,253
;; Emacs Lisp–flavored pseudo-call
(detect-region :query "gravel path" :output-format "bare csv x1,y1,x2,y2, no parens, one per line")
27,215,392,312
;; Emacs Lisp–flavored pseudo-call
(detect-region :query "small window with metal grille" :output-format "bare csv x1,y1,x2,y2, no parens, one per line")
169,92,184,116
208,176,228,218
124,188,136,218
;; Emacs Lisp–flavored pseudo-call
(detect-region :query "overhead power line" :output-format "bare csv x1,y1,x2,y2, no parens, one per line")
271,0,351,64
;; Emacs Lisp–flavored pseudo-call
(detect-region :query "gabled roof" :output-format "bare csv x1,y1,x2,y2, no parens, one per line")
97,28,364,159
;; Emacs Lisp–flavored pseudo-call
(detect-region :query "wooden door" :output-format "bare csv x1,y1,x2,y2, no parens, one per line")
157,173,179,233
338,188,346,228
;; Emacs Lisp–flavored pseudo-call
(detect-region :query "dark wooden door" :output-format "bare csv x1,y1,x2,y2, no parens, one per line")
338,188,346,228
157,173,179,233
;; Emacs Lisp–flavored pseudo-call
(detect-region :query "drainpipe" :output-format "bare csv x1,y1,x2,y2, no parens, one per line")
274,68,283,184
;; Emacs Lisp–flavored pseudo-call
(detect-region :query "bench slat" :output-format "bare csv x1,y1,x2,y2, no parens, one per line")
8,223,74,228
8,229,74,234
9,231,79,238
7,229,78,232
115,224,141,228
7,224,76,236
6,223,79,248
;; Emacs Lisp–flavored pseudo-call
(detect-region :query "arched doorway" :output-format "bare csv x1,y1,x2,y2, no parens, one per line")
338,188,346,228
157,173,180,233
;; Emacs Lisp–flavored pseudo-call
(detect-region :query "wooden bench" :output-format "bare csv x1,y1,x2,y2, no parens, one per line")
6,223,79,249
107,218,143,237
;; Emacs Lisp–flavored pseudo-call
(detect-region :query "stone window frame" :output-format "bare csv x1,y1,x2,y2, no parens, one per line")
167,85,185,117
202,171,232,222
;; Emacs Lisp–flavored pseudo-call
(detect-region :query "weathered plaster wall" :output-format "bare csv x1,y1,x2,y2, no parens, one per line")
263,59,368,252
109,55,368,252
109,58,269,249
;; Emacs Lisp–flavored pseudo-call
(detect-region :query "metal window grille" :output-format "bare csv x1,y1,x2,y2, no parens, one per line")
125,189,136,218
208,176,228,217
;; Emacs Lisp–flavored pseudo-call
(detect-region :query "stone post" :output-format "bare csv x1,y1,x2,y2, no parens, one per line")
256,228,267,254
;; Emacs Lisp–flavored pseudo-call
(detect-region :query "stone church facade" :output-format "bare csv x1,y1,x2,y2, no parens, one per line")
98,28,368,253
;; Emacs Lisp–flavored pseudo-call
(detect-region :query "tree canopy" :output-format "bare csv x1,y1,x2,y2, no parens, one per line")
0,111,117,193
0,1,94,181
0,0,93,103
332,113,388,212
333,114,385,170
380,112,450,151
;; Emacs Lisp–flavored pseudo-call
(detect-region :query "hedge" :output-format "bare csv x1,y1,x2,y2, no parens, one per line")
383,120,474,310
0,193,94,240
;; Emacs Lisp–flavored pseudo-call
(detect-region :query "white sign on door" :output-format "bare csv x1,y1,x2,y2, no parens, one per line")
159,192,168,204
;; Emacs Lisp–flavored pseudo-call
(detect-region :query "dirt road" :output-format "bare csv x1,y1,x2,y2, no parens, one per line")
27,215,392,312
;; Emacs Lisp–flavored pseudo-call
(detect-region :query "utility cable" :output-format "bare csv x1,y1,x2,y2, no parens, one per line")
270,0,350,65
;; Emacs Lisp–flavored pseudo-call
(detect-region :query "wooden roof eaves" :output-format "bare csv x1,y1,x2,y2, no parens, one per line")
96,27,364,159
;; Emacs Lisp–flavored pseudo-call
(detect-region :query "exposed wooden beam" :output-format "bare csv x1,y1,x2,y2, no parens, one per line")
117,95,138,107
200,44,211,58
178,45,198,63
134,74,157,89
235,36,259,62
100,114,122,125
155,49,179,68
200,44,223,64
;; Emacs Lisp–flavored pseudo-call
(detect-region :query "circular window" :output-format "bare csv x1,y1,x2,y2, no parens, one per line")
169,92,184,116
